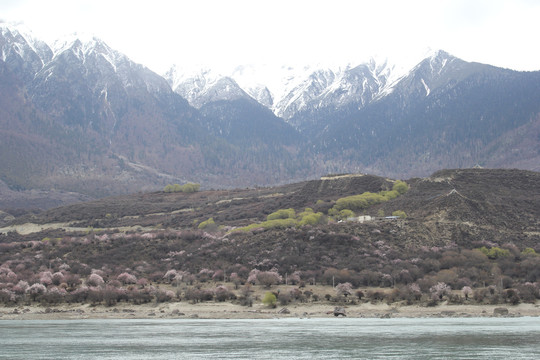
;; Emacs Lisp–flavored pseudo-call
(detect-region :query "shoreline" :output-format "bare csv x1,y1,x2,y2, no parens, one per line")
1,301,539,320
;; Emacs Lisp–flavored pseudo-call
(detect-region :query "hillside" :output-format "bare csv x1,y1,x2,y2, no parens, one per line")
0,169,539,308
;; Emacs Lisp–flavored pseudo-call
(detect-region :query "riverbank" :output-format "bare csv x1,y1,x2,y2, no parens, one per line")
1,301,539,320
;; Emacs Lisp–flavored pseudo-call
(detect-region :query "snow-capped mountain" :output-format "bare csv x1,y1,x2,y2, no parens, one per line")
2,22,540,205
164,66,254,108
0,24,311,198
165,57,414,131
0,24,52,82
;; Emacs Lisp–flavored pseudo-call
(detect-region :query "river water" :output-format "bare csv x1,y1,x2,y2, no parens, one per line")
1,317,539,359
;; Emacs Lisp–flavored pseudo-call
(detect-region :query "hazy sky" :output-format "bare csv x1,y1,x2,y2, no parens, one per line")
1,0,539,73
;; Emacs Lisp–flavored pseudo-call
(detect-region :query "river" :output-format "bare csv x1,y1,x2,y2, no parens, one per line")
1,317,539,359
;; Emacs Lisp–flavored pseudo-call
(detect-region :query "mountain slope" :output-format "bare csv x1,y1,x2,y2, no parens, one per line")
0,26,315,202
311,51,540,178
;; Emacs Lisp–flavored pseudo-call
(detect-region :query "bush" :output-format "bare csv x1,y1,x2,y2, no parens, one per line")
330,183,408,214
298,212,325,226
257,271,282,288
392,210,407,219
198,218,216,230
267,208,296,221
181,183,201,193
163,183,200,193
392,180,409,195
334,192,387,211
477,246,511,259
521,248,537,256
278,292,291,305
262,292,277,308
237,218,298,232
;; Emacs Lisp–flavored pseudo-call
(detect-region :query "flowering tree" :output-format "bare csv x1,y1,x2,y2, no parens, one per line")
212,270,225,282
430,282,452,300
215,285,232,302
13,280,29,295
230,272,241,289
87,273,105,287
51,272,65,286
462,286,472,300
198,268,214,282
0,289,17,304
163,269,178,283
43,286,67,304
136,278,148,288
39,271,53,286
117,272,137,285
335,282,353,297
257,271,282,288
247,269,260,285
27,283,47,301
287,271,301,285
154,289,176,303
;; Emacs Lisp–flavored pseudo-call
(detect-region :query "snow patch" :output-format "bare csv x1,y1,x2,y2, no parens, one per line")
421,78,430,96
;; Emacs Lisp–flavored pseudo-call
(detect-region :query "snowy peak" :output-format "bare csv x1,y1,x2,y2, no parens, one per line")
165,66,255,108
42,34,171,94
51,34,127,71
0,23,53,63
0,23,53,82
395,50,467,98
164,58,407,126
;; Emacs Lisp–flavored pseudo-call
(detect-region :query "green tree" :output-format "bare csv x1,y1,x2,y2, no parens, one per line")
267,208,296,220
522,248,537,256
198,218,216,230
181,183,200,193
262,292,277,308
393,180,409,194
392,210,407,218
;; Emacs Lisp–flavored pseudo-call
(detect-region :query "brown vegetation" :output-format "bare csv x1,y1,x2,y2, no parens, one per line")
0,169,539,309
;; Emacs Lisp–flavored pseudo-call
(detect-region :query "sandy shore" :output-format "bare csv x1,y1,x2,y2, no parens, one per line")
1,301,539,320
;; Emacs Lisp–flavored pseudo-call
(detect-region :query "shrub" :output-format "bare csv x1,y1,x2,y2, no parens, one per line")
237,218,298,232
181,183,201,193
27,283,47,301
330,183,408,214
522,248,537,256
477,246,511,259
503,289,520,305
0,289,16,304
298,212,325,226
262,292,277,308
215,285,232,302
392,180,409,194
278,292,291,305
155,289,176,303
87,273,105,287
257,271,282,288
267,208,296,221
392,210,407,219
198,218,216,230
430,282,451,300
462,286,472,300
334,192,387,211
117,272,137,285
163,183,200,193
